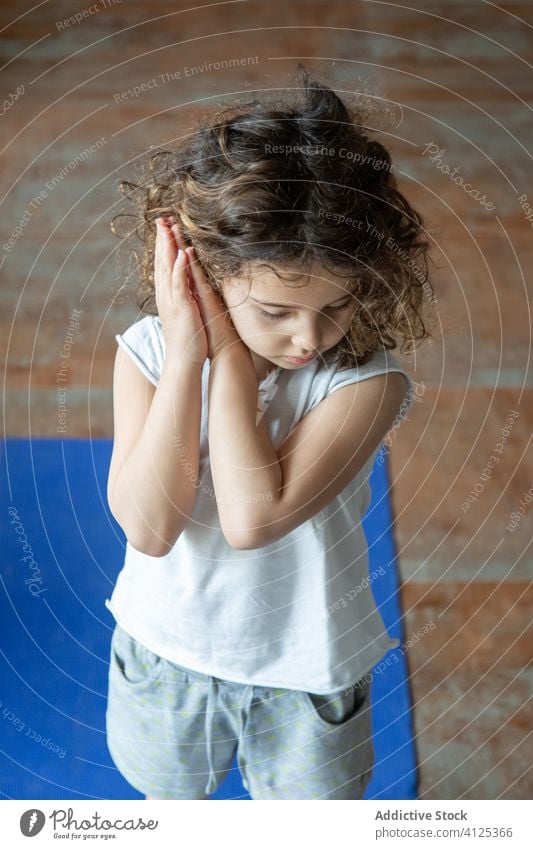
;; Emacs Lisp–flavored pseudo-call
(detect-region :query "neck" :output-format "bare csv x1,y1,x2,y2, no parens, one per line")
249,350,278,382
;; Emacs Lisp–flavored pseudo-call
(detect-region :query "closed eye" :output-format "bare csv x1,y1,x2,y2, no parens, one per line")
259,302,352,321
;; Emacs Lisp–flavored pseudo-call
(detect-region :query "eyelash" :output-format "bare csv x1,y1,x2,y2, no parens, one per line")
259,303,352,322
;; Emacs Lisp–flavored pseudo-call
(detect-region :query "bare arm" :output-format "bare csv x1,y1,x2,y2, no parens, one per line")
207,344,282,549
208,344,409,550
107,216,208,557
107,347,203,557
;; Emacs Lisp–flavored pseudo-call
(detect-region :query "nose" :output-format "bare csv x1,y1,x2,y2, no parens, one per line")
291,321,322,355
291,315,322,357
291,334,320,355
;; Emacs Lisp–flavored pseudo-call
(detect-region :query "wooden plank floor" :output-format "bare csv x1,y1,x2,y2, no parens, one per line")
2,0,531,799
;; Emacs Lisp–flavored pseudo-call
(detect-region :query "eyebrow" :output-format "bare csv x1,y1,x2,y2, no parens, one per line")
249,292,353,309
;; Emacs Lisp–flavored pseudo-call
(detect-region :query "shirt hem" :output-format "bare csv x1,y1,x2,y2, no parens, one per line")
105,599,400,695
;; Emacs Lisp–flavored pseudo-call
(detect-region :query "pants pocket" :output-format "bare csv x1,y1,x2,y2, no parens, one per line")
110,624,164,690
305,676,369,726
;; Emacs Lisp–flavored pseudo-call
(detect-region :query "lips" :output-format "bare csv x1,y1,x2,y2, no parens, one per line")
285,354,317,364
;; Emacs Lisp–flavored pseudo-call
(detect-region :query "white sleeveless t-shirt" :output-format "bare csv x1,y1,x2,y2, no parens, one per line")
105,314,415,694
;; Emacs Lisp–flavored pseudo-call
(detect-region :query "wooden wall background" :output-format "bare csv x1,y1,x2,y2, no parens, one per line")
1,0,531,799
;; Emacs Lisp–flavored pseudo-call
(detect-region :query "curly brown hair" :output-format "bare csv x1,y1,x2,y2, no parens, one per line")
111,64,436,368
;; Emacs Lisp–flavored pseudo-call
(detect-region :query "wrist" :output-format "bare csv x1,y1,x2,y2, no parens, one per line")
209,339,249,369
162,353,205,375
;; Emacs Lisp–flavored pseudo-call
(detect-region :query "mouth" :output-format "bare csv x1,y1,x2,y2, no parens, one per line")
284,353,318,364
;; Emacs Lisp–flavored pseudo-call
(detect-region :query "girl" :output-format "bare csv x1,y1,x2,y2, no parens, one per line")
105,65,434,800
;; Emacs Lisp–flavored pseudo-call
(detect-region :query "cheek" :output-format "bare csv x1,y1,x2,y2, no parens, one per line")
248,319,281,346
228,310,269,345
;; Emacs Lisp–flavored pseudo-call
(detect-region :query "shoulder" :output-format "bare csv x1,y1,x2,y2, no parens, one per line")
116,313,163,346
115,314,165,386
331,350,413,402
302,348,416,422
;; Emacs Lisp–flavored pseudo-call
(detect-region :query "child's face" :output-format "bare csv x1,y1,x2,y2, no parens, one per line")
221,261,358,372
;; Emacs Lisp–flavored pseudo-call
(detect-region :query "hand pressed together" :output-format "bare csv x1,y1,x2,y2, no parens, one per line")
154,216,242,364
153,216,207,365
185,244,242,363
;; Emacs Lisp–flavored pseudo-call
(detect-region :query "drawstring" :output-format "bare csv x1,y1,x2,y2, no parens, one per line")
237,684,255,764
204,678,218,796
204,679,255,797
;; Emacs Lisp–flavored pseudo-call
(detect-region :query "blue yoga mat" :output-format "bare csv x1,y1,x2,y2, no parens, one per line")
0,438,417,800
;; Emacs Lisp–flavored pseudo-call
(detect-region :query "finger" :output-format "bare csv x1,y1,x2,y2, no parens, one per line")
171,249,194,299
154,216,185,250
185,247,212,296
155,217,170,244
170,221,187,251
155,219,178,263
184,257,203,307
